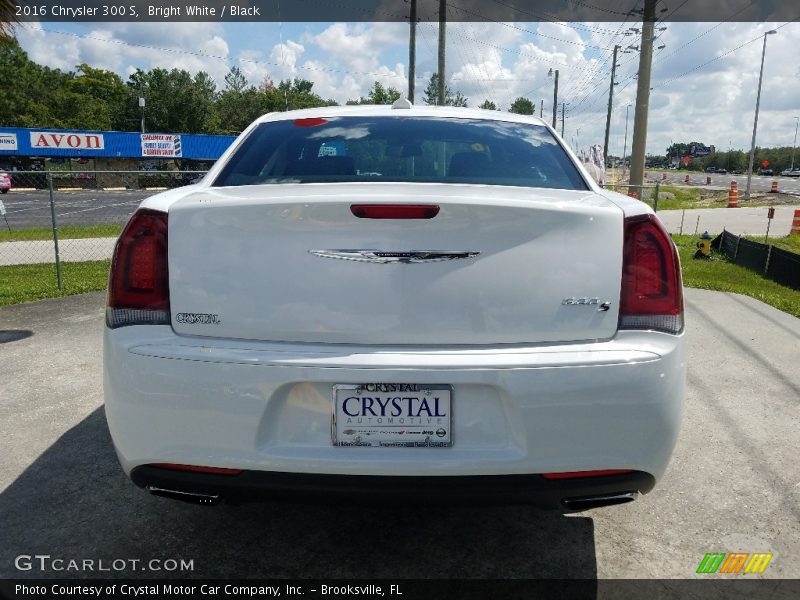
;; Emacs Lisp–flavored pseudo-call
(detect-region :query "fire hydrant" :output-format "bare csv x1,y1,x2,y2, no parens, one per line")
694,231,713,259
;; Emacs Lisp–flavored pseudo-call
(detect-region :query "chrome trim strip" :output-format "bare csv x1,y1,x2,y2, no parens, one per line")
310,250,480,264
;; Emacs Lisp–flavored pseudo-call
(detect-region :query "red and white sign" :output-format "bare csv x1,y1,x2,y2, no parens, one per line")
761,160,769,168
30,132,104,150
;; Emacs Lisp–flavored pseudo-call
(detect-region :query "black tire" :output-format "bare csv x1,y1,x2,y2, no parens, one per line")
0,188,8,194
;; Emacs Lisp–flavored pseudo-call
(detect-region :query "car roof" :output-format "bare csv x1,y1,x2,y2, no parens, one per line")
255,103,551,128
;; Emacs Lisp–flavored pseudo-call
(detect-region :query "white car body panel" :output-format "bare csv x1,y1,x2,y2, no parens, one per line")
105,327,684,478
166,183,624,345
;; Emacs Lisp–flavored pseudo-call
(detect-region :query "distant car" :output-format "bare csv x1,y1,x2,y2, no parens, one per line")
780,168,800,177
0,172,11,193
705,167,727,174
758,168,773,176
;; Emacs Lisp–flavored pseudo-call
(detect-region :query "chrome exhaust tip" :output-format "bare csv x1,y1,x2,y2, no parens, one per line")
148,486,221,505
561,492,637,511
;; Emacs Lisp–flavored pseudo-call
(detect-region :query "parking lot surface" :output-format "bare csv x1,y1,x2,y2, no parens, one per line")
0,290,798,579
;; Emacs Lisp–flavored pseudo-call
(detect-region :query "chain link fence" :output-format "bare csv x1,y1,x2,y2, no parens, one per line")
0,170,206,289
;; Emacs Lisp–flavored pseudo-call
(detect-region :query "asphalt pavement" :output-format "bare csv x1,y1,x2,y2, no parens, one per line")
0,290,798,580
1,174,798,230
657,205,800,236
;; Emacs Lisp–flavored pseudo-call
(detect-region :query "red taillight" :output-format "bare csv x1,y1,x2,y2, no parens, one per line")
350,204,440,219
619,214,683,334
542,469,633,480
152,463,241,476
106,209,170,328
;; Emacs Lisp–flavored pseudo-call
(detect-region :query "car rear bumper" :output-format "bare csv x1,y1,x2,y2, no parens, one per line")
131,465,656,510
105,327,685,492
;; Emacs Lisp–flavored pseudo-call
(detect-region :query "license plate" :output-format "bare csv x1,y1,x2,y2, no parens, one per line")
332,384,452,447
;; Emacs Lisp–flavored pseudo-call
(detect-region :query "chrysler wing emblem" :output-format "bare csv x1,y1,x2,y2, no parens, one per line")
309,250,480,264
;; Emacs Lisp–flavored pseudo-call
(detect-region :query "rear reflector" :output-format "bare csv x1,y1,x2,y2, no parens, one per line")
619,214,683,334
542,469,633,480
106,209,170,328
350,204,440,219
152,463,242,476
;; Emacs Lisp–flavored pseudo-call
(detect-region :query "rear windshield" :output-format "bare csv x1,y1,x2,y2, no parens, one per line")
213,116,588,191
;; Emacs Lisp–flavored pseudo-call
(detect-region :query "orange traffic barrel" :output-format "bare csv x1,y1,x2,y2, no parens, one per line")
728,180,739,208
662,172,667,181
791,209,800,235
684,174,690,183
706,176,711,185
769,180,779,193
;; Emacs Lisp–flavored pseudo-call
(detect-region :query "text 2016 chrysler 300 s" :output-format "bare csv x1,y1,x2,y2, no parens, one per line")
104,101,685,511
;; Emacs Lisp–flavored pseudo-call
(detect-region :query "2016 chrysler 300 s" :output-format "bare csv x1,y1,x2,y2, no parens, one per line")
104,101,685,511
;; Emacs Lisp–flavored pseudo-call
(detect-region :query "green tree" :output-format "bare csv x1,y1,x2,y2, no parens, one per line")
224,66,248,93
0,38,63,127
478,100,497,110
217,67,264,134
509,97,534,115
63,64,128,130
263,78,337,112
347,81,402,105
124,67,220,133
422,74,467,107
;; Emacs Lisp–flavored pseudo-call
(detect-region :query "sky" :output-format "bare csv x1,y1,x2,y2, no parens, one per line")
13,19,800,158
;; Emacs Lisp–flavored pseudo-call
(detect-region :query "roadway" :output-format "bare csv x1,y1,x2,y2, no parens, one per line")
0,175,798,230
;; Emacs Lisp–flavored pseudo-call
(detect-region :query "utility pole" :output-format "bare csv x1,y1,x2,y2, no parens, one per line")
792,116,799,170
622,105,631,177
540,99,544,118
408,0,416,103
628,0,657,190
561,102,568,138
603,45,621,167
438,0,446,105
551,69,559,129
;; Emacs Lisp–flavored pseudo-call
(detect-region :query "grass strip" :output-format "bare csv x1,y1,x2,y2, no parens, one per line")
0,225,122,243
672,235,800,318
0,261,110,306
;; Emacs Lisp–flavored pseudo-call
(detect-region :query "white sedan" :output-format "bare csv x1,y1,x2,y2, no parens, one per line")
104,102,685,511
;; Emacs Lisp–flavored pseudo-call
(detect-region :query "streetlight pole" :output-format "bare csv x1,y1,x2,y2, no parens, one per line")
139,96,145,134
791,116,799,170
745,29,777,200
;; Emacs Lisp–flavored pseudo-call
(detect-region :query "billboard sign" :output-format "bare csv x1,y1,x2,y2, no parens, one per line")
141,134,182,157
0,133,17,151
